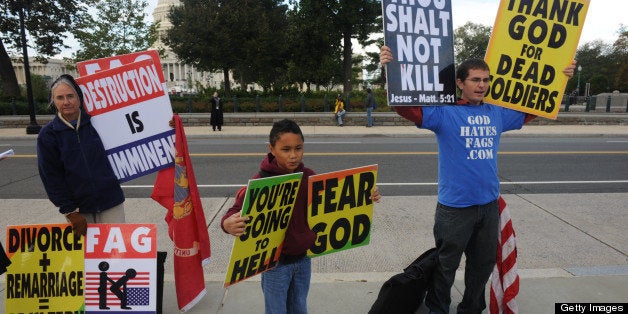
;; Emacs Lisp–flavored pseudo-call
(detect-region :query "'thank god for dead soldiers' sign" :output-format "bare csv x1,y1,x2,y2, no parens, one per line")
484,0,589,119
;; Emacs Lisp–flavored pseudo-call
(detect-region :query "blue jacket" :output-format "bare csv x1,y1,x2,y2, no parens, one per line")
37,111,124,214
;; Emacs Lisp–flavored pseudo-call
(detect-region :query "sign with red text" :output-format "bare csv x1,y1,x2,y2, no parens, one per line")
77,50,166,82
485,0,589,119
307,165,378,257
382,0,456,106
84,224,157,312
5,224,85,313
224,173,303,287
76,58,175,182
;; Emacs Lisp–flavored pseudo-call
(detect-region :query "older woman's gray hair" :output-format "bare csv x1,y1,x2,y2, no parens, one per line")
48,74,84,110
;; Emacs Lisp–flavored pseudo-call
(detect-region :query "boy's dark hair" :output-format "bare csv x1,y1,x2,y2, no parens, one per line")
456,59,490,81
366,88,372,93
269,119,304,146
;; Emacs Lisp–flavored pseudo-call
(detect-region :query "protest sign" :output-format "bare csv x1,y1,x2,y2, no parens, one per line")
77,50,165,82
224,173,303,287
5,224,85,313
484,0,589,119
76,58,175,182
84,224,157,312
382,0,456,106
307,164,378,257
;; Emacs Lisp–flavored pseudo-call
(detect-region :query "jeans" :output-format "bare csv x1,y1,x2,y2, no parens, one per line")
336,110,345,125
366,107,373,126
425,200,498,314
261,256,311,314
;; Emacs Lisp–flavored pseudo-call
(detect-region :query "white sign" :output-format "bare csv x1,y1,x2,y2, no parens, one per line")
76,57,174,182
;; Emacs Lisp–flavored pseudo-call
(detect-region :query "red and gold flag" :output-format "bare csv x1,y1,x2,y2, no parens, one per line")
151,114,211,311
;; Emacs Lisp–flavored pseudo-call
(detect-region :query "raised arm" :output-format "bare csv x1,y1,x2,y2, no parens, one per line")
380,45,425,126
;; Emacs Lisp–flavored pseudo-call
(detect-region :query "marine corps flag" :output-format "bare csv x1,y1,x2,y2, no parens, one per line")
151,114,211,312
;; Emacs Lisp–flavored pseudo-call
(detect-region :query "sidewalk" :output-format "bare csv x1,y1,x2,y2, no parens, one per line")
1,122,627,313
1,194,626,313
2,124,628,140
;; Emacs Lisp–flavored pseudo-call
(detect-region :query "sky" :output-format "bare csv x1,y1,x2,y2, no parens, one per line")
449,0,625,44
56,0,625,58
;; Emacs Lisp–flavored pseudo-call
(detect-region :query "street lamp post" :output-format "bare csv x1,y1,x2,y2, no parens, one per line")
18,1,41,134
576,65,582,96
187,71,192,113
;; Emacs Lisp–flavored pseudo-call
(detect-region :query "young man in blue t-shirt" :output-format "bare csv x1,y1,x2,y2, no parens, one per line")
380,45,575,313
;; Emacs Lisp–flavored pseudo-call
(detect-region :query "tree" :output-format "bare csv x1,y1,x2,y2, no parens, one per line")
332,0,381,95
72,0,158,62
165,0,289,95
610,25,627,92
234,0,290,91
572,40,614,94
0,0,93,98
363,37,385,88
285,0,343,91
454,22,492,64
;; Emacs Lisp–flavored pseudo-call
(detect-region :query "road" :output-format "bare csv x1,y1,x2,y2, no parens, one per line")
1,135,627,198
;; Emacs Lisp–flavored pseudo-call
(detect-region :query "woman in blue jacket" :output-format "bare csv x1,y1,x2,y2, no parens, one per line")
37,74,125,237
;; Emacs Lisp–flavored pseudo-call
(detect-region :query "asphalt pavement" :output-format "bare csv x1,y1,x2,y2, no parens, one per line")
1,122,627,313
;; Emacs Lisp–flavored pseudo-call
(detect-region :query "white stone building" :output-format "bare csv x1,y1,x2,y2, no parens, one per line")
151,0,224,94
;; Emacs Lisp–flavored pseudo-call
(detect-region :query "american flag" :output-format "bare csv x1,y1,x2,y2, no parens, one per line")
85,270,151,307
489,196,520,314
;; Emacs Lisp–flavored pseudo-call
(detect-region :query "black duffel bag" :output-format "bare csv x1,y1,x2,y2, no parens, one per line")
369,247,438,314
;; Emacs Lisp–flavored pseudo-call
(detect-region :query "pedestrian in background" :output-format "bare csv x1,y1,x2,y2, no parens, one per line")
37,74,125,238
366,88,376,127
210,91,224,131
334,94,346,127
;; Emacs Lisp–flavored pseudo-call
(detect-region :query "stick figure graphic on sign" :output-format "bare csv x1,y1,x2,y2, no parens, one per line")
111,268,138,309
98,261,115,309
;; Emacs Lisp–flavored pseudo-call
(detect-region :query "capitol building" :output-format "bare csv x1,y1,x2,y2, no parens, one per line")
150,0,224,93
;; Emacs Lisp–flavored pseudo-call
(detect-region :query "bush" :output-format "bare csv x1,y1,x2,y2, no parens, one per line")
0,99,53,115
0,88,389,115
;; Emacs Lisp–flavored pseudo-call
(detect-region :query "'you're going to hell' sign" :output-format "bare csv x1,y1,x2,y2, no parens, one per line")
224,173,303,287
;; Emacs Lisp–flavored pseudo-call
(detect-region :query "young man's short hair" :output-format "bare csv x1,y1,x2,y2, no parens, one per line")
456,59,490,81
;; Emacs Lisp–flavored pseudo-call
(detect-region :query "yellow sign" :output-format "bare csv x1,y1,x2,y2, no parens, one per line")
224,173,303,287
484,0,589,119
5,224,85,313
307,165,378,257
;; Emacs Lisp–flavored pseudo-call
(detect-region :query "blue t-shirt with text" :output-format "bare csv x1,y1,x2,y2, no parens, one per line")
421,104,525,207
